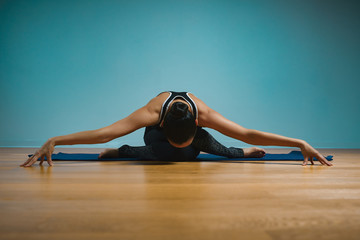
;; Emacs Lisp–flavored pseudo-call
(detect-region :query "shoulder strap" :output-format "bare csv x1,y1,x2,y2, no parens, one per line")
184,92,198,120
158,92,174,124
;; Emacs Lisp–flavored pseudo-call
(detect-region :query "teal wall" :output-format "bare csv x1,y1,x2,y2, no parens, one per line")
1,0,359,148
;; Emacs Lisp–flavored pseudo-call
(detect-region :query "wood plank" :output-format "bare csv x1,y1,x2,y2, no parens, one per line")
0,148,359,240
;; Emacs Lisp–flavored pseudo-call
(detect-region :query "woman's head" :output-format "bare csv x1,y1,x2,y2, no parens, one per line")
162,102,197,147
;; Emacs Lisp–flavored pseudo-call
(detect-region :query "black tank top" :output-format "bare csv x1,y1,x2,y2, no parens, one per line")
158,91,198,124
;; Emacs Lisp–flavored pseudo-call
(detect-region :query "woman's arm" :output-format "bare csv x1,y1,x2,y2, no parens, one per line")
203,110,303,147
201,109,332,166
21,104,159,167
52,106,159,146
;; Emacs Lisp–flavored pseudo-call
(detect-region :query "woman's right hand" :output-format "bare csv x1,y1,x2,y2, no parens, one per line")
20,139,55,167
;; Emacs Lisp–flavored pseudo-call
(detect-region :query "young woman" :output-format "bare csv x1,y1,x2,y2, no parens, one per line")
21,91,332,167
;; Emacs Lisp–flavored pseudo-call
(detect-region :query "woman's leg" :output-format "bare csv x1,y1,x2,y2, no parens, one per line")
99,145,157,159
192,128,266,158
110,126,159,160
100,127,263,159
117,127,252,160
104,126,199,161
191,128,245,158
105,126,199,161
117,144,157,160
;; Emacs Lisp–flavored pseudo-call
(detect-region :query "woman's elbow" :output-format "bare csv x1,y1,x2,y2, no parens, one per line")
242,129,259,144
96,128,115,143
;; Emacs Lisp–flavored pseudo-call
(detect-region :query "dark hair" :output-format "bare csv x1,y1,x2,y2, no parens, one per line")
163,102,197,145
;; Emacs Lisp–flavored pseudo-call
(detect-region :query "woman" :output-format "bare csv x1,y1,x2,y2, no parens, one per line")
21,91,332,167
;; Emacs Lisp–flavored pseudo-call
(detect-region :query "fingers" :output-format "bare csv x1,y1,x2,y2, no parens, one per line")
20,152,39,167
20,155,35,167
46,153,53,166
27,154,39,167
317,154,333,166
302,154,333,166
302,156,309,166
20,151,55,168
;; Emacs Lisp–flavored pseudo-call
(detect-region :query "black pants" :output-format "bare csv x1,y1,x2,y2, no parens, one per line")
118,125,244,161
144,126,200,161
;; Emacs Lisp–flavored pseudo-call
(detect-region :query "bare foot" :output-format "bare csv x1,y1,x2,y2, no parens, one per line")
99,149,119,159
243,147,266,158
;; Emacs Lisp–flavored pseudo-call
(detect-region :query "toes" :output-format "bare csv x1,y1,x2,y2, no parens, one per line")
256,148,266,158
258,152,265,158
253,148,265,157
98,153,103,159
98,149,119,159
244,147,266,158
98,149,109,159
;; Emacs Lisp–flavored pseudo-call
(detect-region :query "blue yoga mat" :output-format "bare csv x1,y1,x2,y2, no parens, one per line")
31,151,333,161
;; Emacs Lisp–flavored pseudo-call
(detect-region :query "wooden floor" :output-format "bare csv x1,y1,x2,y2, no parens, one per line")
0,148,359,240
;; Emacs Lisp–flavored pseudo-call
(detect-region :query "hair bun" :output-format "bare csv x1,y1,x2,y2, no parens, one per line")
170,102,188,118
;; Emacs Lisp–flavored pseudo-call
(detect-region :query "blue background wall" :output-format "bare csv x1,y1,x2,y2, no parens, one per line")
1,0,359,149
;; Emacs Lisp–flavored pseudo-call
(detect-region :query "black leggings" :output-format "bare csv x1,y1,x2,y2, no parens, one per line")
118,126,244,161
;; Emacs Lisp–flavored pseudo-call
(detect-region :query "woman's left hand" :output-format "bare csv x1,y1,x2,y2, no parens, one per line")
300,141,333,166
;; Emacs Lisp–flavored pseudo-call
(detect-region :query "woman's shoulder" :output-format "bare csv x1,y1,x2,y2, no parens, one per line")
145,92,171,113
153,91,171,104
187,93,213,125
188,93,209,111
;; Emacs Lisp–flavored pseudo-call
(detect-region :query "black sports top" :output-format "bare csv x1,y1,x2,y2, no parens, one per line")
158,91,198,124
